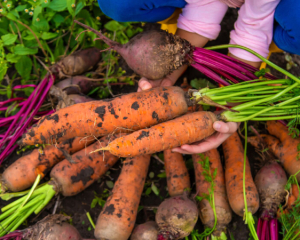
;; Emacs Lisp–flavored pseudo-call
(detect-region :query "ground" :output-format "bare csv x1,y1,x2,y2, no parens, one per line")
1,7,300,240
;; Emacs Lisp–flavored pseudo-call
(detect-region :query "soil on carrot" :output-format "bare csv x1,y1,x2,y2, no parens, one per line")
1,8,300,240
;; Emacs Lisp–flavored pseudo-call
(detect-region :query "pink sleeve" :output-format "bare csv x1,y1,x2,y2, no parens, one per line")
229,0,280,62
177,0,228,40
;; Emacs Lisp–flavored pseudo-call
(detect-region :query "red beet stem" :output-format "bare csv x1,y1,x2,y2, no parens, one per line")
270,219,278,240
261,220,268,240
0,98,26,106
0,74,54,162
13,84,36,90
257,218,263,239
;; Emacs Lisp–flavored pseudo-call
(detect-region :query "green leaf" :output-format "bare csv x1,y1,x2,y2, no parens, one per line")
6,13,18,21
15,56,32,79
75,1,85,16
41,32,58,40
33,6,43,22
144,187,151,196
190,78,217,90
48,0,67,11
151,182,160,196
157,172,166,178
6,53,21,63
52,14,65,28
14,45,38,55
32,18,49,32
1,34,18,46
90,198,98,209
67,0,75,16
106,181,114,189
15,5,28,12
149,172,155,179
0,62,8,81
104,21,125,32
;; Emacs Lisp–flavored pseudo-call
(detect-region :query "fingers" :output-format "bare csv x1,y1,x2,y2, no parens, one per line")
213,121,239,134
137,77,176,92
172,122,240,154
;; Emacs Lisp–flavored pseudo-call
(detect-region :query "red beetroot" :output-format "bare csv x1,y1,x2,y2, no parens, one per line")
0,214,84,240
155,194,198,240
130,221,158,240
255,161,287,240
55,76,100,95
74,20,276,85
55,48,101,78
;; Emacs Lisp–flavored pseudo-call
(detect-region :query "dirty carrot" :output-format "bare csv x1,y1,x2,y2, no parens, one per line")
0,137,93,193
163,149,190,197
19,86,189,146
0,134,121,235
192,149,232,239
94,155,151,240
248,121,300,182
222,131,259,217
97,111,217,157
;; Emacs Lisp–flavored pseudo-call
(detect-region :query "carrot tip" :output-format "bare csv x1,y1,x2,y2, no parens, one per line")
89,147,109,154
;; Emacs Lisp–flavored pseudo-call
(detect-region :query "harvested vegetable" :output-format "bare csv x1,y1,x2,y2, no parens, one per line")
163,149,190,196
54,47,101,78
248,120,300,181
0,137,93,193
255,161,287,240
156,194,198,240
98,111,217,157
19,86,189,145
193,149,232,239
74,21,276,85
0,214,83,240
0,134,121,235
55,76,100,95
94,155,151,240
222,131,259,217
130,221,158,240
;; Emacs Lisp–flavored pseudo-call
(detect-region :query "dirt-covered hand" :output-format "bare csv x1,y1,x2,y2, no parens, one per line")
137,76,176,92
171,121,239,154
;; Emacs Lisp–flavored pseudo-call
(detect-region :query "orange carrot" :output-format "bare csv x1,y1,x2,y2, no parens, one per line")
163,149,190,197
0,137,93,193
0,134,122,233
50,134,123,196
266,120,300,181
180,78,202,112
292,184,299,199
100,111,217,157
222,131,259,217
19,86,189,146
94,155,151,240
192,149,232,237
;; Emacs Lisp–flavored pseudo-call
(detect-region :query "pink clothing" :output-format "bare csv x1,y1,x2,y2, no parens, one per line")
177,0,280,62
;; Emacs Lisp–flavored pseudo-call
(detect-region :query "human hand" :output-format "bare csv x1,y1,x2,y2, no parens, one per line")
171,121,239,154
273,0,300,55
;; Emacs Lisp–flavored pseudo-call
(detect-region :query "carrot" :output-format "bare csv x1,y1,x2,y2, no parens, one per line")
19,86,189,146
222,131,259,217
247,134,280,154
49,134,122,197
192,149,232,238
163,149,190,197
0,137,93,193
99,111,217,157
94,155,151,240
180,78,202,112
292,184,299,199
0,134,122,235
266,120,300,181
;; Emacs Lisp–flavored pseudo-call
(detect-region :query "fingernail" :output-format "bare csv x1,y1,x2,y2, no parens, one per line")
214,122,221,130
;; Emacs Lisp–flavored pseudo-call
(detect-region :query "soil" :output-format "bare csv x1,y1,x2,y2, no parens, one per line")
1,7,300,240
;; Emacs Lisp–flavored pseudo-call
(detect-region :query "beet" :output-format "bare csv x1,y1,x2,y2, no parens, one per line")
74,21,193,80
255,161,287,240
0,214,83,240
130,221,158,240
155,195,198,239
55,76,100,94
255,161,287,219
55,47,101,78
